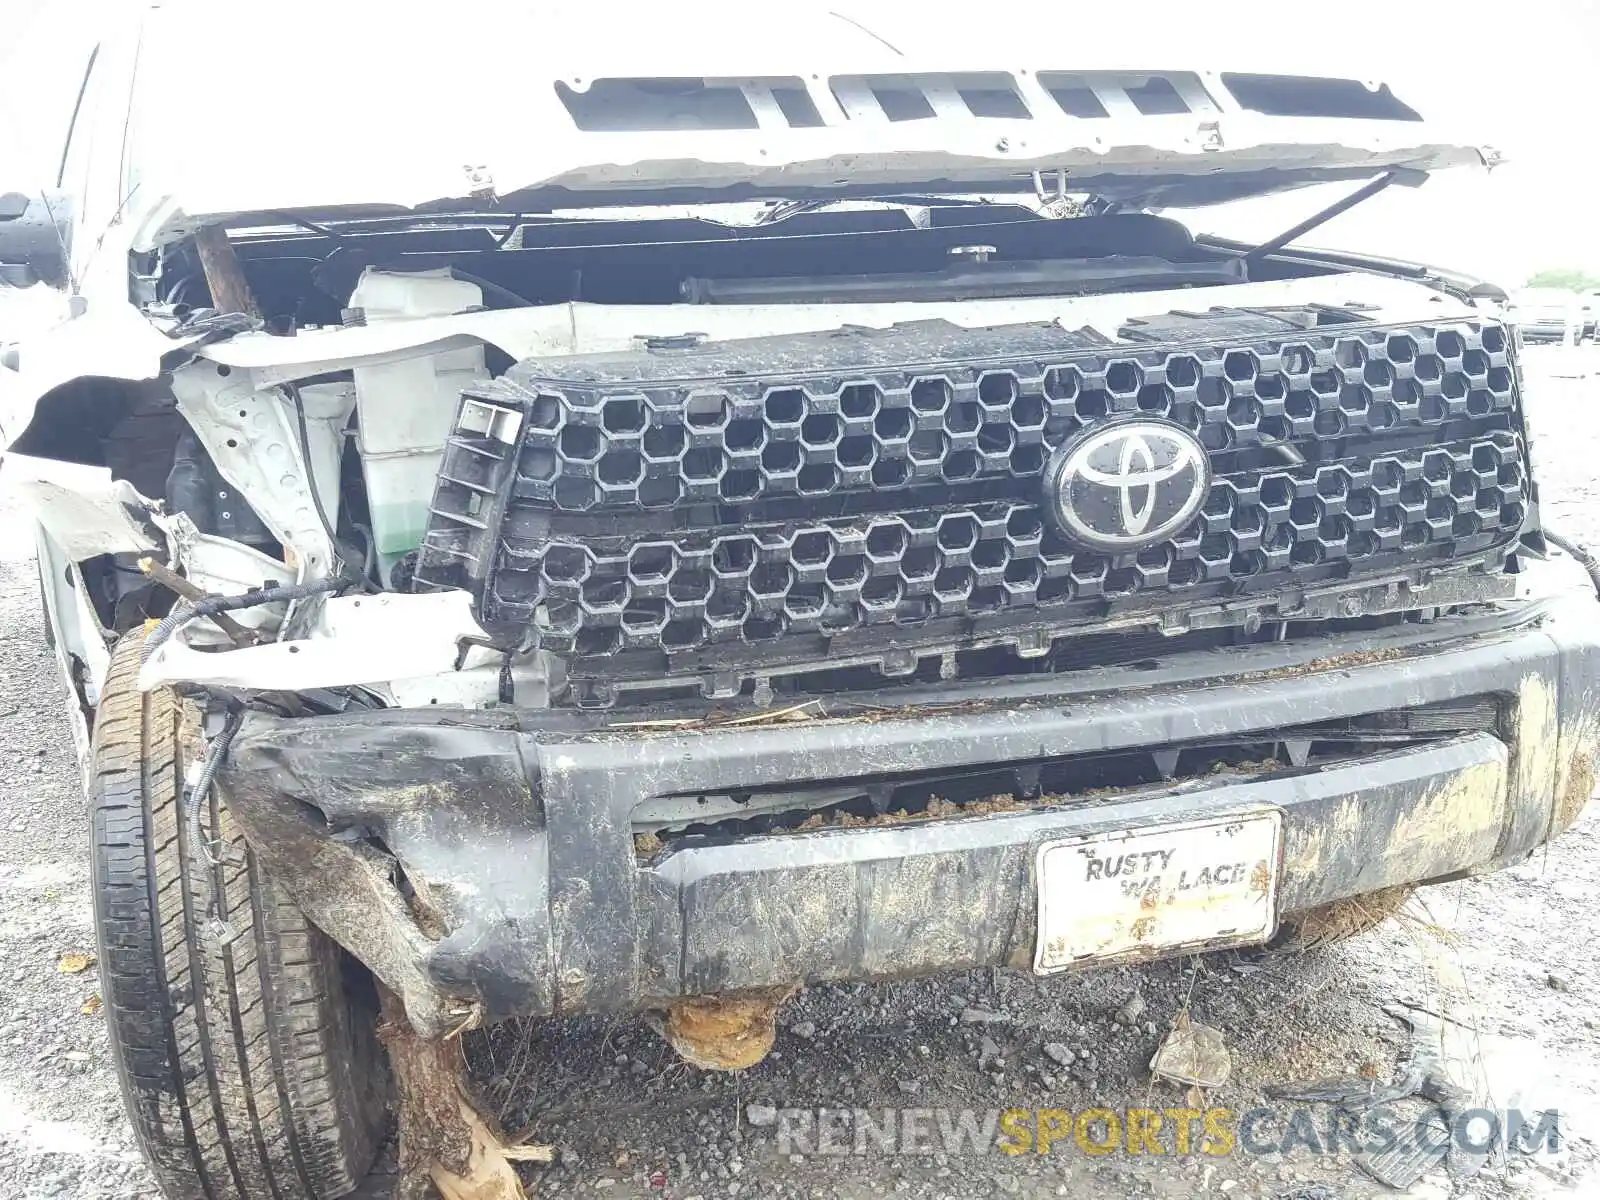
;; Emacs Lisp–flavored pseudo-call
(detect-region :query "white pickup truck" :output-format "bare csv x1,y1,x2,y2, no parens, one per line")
1,5,1596,1197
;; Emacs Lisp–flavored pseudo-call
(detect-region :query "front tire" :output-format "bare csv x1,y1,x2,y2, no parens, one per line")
89,633,389,1198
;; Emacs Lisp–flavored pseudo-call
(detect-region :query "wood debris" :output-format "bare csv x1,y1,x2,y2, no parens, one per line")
378,987,552,1200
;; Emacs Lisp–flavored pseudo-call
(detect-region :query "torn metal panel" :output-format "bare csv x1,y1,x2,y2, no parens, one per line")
137,590,499,693
35,528,113,706
168,364,351,582
155,512,294,641
4,454,161,559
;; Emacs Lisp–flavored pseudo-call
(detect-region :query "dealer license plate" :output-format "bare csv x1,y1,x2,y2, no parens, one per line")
1033,811,1283,974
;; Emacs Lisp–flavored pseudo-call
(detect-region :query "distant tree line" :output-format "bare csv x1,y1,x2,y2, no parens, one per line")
1526,269,1600,291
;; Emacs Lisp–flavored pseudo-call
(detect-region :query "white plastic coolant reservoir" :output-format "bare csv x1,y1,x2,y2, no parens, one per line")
349,269,489,579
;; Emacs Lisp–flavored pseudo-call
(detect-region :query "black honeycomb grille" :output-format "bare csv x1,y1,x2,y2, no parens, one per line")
450,318,1517,512
415,312,1529,706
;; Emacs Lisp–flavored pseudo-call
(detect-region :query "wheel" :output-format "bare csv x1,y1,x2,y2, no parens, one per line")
89,632,390,1198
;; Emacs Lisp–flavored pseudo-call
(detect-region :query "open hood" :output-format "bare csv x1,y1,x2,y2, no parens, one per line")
127,2,1495,249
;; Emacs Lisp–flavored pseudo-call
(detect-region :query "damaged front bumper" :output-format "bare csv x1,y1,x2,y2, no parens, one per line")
217,588,1600,1036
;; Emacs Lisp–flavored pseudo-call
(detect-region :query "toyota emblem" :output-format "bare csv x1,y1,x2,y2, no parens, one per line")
1044,419,1211,552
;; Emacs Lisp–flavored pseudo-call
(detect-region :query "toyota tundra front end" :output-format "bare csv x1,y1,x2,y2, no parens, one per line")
1,6,1595,1195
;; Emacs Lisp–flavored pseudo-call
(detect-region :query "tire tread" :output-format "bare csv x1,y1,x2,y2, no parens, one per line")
89,634,385,1199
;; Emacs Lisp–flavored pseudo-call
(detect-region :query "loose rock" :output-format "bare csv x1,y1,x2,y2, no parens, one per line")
959,1007,1007,1025
1042,1043,1075,1067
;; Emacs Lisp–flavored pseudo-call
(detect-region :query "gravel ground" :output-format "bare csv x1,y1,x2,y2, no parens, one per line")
0,348,1596,1199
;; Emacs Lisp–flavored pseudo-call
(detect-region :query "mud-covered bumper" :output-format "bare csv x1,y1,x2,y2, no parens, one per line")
219,590,1600,1035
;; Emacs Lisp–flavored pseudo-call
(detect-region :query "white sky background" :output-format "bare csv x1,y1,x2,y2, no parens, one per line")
1,0,1597,288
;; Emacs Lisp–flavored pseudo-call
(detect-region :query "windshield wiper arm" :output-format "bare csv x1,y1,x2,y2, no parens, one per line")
1243,168,1426,268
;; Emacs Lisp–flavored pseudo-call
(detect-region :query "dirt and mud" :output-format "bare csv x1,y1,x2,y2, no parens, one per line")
0,349,1595,1199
